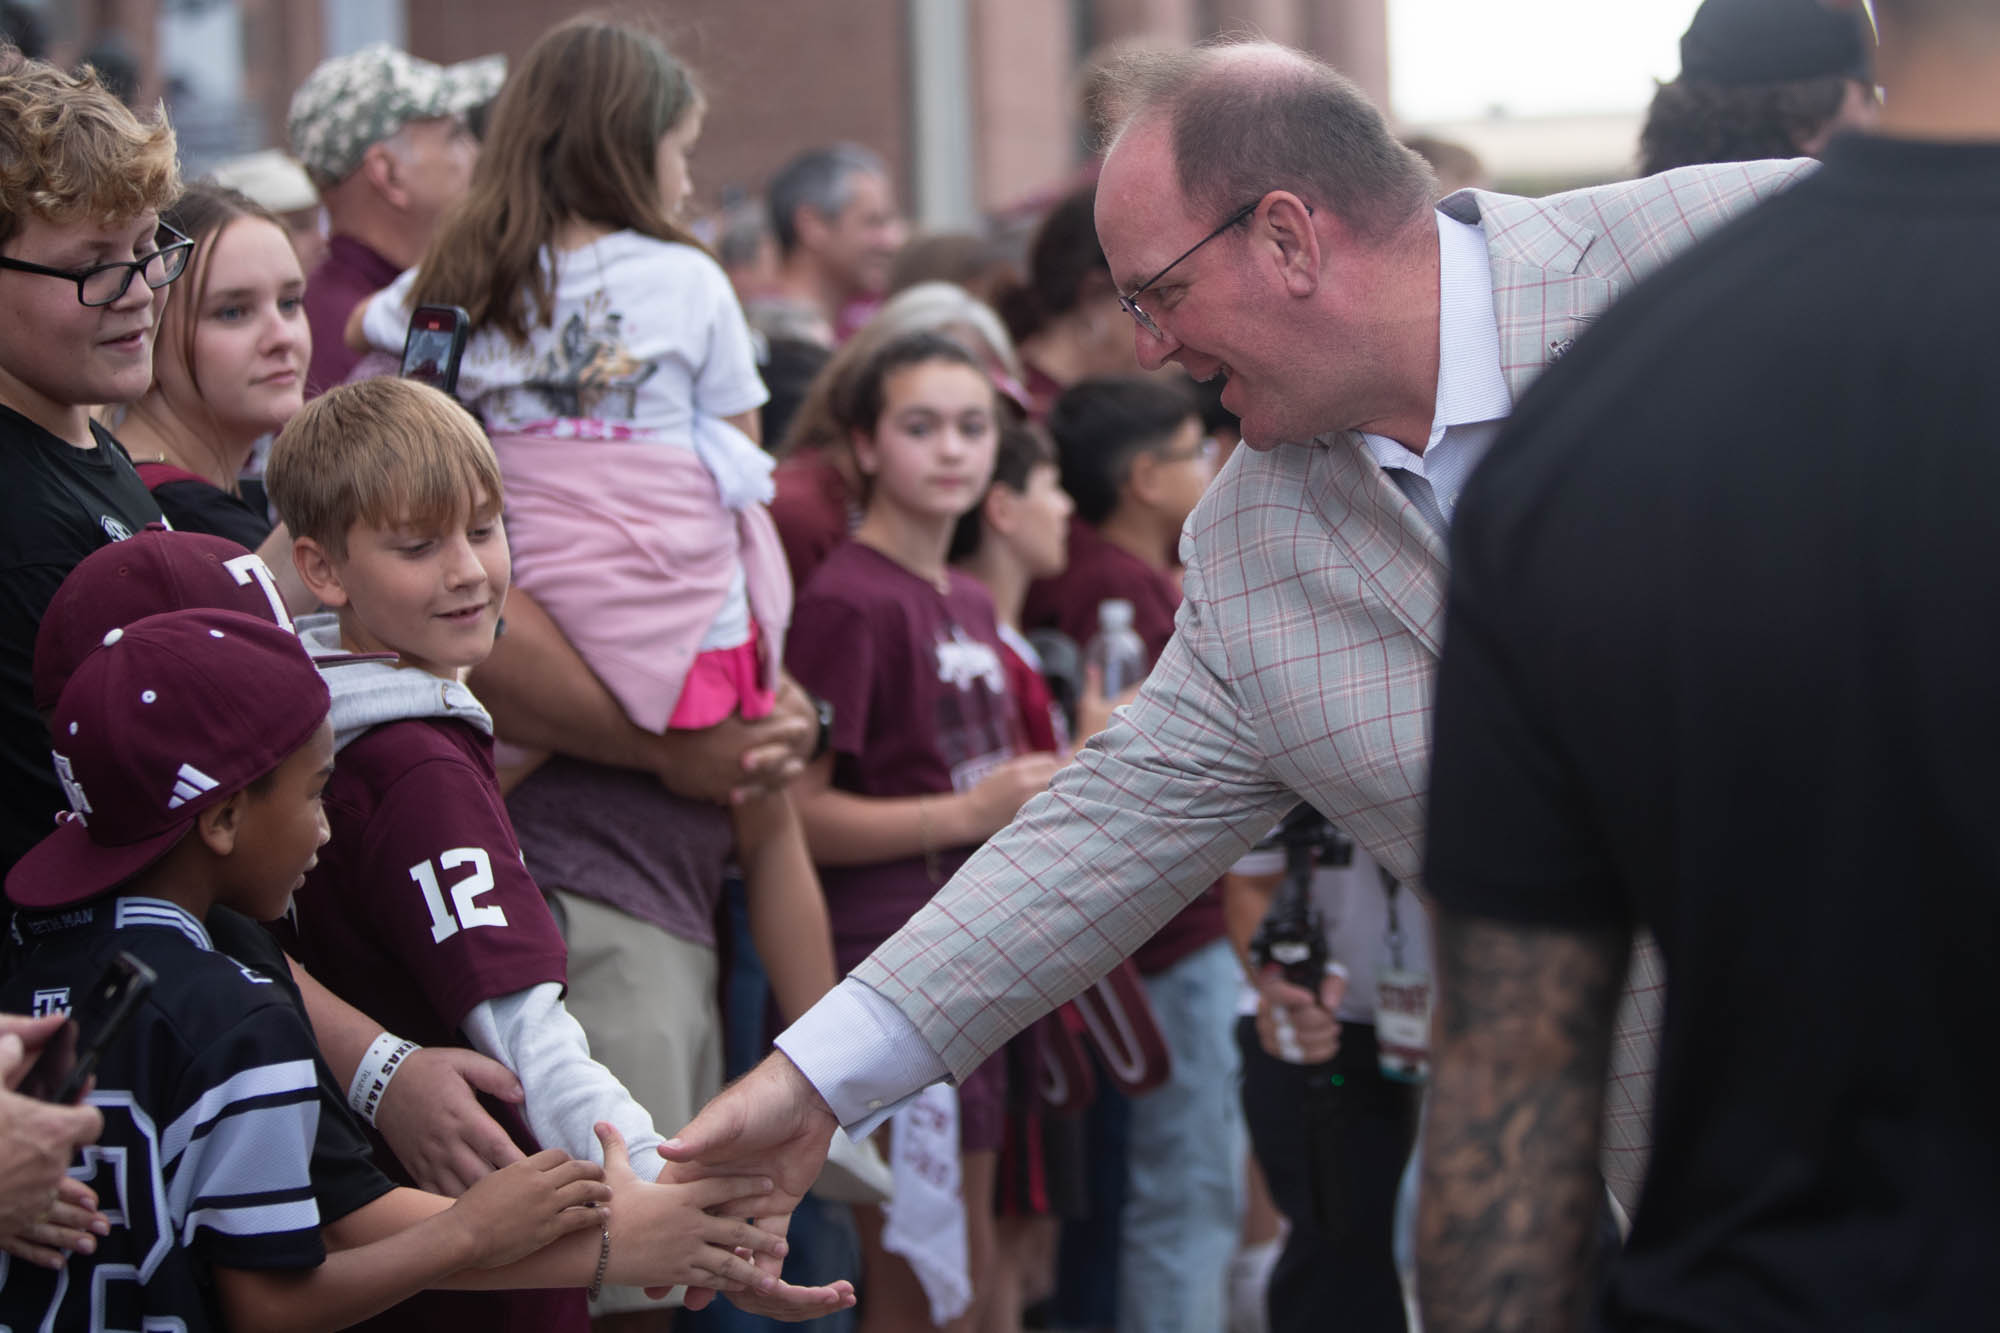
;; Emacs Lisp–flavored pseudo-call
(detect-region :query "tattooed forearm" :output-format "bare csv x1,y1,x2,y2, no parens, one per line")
1416,912,1630,1333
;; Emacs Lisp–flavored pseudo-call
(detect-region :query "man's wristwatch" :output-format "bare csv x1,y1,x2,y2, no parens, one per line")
809,693,836,762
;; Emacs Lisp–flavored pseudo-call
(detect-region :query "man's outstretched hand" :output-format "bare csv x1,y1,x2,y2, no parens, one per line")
659,1052,839,1219
660,1053,850,1317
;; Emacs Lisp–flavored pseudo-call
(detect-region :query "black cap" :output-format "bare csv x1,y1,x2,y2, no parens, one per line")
1680,0,1874,88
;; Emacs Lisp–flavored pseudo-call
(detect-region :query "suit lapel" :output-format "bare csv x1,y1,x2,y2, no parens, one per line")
1443,187,1620,402
1300,191,1626,662
1306,431,1448,659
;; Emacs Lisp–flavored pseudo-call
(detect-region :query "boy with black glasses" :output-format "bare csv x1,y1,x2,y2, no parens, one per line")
0,49,185,877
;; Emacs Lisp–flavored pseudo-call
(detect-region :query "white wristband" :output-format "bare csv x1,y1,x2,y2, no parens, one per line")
347,1032,420,1126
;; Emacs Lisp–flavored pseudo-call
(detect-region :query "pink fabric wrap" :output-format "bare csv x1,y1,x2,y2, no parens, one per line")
490,431,792,733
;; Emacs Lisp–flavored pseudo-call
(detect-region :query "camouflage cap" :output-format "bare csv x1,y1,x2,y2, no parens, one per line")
287,44,504,185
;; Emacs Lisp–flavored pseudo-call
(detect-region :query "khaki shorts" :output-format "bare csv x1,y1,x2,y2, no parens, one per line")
551,890,722,1315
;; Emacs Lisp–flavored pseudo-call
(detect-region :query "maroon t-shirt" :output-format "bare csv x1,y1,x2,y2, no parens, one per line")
788,542,1021,974
1001,638,1067,756
1020,519,1223,973
304,235,400,397
271,716,584,1333
770,448,859,593
1022,518,1182,664
506,756,734,946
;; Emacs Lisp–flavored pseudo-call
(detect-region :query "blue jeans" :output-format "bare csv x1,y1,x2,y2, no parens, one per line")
1118,938,1247,1333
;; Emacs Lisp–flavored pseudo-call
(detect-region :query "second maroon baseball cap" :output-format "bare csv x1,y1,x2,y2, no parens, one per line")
7,609,332,911
34,527,291,712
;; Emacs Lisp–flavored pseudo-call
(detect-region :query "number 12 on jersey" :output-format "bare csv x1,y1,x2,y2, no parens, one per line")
410,848,508,943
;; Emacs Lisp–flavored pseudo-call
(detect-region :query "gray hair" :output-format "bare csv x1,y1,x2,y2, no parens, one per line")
1103,41,1435,243
776,280,1021,459
868,280,1022,383
766,142,886,255
716,196,771,270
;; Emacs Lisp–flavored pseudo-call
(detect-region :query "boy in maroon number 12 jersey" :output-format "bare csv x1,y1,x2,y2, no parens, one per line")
263,377,853,1330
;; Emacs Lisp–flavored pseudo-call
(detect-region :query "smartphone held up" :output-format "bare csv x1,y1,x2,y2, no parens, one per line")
17,952,156,1104
400,305,470,398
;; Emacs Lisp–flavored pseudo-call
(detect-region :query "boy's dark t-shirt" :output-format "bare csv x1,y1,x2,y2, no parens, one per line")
270,714,582,1333
0,407,163,874
1022,517,1182,663
0,898,332,1332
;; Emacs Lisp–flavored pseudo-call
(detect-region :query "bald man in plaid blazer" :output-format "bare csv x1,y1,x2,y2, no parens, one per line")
663,46,1813,1290
848,162,1807,1210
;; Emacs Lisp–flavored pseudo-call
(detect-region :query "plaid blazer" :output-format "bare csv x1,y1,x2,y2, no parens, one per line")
851,159,1814,1207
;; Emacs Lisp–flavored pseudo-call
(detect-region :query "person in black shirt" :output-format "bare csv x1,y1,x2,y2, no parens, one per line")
1417,3,2000,1330
0,53,181,877
0,416,165,870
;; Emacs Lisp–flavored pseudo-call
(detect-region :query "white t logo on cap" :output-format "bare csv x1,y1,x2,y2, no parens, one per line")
51,752,91,822
224,554,295,633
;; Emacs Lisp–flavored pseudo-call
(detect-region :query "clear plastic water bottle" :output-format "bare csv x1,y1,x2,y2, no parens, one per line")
1083,598,1149,695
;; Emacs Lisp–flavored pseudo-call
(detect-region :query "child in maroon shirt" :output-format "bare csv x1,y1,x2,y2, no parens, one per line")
265,378,852,1329
1022,374,1212,662
1018,375,1242,1332
949,418,1102,1325
1023,374,1223,971
788,334,1063,1327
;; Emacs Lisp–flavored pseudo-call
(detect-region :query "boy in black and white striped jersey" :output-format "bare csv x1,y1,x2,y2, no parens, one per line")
0,609,613,1331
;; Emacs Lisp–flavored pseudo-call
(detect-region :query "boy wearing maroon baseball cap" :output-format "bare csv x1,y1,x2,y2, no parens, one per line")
24,527,496,1267
31,527,294,715
0,608,632,1330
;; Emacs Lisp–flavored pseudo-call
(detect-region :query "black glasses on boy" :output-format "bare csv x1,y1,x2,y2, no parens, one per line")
0,222,195,308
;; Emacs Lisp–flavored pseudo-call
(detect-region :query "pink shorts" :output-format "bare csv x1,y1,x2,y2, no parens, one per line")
668,635,777,729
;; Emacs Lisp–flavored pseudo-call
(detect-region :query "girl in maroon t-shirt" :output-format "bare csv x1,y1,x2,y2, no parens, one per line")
787,333,1063,1330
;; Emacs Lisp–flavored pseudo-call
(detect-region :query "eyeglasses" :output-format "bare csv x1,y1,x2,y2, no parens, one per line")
1155,435,1222,468
1117,199,1260,341
0,222,194,308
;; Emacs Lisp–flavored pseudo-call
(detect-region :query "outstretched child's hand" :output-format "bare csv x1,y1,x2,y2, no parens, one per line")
445,1148,610,1270
597,1121,840,1305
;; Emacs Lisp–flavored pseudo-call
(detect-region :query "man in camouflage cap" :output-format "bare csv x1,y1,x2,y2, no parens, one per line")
288,44,502,393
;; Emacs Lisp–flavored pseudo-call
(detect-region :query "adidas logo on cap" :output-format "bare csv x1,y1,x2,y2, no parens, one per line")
166,763,219,810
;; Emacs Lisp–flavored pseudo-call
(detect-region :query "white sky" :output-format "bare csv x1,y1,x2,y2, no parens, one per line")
1389,0,1706,122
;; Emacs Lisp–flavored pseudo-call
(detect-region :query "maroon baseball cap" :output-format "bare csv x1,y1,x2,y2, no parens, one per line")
34,527,290,712
7,609,332,911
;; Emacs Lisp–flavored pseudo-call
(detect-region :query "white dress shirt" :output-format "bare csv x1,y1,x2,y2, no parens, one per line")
776,209,1513,1134
1359,211,1514,535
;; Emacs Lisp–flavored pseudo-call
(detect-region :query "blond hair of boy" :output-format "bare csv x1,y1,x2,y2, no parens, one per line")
267,377,852,1319
267,376,501,560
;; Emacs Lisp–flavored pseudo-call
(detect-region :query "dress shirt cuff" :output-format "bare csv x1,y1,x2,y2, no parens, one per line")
775,978,950,1137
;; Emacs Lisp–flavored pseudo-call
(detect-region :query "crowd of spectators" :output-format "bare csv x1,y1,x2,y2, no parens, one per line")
2,2,1988,1332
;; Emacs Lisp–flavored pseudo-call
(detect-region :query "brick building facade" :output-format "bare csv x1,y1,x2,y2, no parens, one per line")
53,0,1390,225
